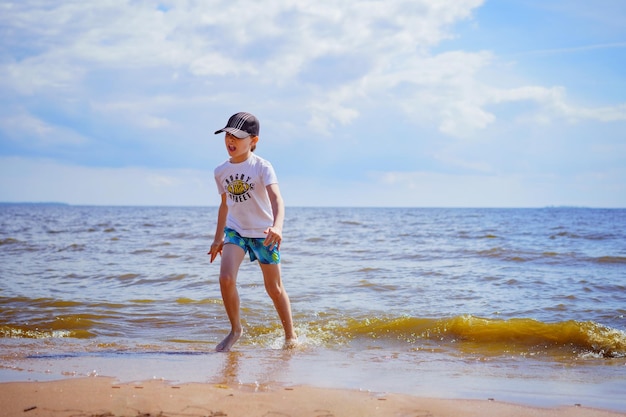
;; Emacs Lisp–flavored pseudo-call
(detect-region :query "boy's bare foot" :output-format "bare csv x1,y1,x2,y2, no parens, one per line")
284,336,299,349
216,328,242,352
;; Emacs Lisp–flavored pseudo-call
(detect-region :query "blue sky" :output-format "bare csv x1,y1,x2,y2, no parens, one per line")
1,0,625,207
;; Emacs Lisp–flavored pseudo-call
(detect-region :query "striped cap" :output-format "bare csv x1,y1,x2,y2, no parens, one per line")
214,112,260,139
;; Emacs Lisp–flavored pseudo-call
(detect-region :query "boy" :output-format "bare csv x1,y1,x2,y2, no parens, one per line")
208,112,297,352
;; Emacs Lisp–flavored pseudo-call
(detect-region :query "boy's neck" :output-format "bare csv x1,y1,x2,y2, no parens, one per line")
230,152,253,164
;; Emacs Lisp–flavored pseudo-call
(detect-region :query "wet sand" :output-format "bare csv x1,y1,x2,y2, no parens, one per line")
1,377,624,417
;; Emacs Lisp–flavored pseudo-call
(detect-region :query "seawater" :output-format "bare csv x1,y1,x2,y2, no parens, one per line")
1,205,625,410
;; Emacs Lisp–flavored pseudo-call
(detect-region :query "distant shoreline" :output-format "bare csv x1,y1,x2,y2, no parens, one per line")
0,202,69,206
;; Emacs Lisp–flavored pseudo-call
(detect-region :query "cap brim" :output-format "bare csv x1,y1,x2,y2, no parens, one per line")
214,127,250,139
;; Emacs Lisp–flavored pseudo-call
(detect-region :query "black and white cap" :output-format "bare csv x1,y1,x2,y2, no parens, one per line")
214,112,260,139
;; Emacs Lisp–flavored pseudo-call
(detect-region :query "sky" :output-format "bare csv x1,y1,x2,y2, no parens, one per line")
1,0,625,207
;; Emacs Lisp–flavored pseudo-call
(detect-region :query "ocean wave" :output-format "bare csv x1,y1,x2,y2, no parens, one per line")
0,237,21,246
594,256,626,264
549,231,620,241
0,324,96,339
0,237,38,252
57,243,86,252
328,315,626,358
2,309,624,359
475,247,625,265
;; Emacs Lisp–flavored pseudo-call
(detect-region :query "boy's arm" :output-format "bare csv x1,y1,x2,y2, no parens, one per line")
209,193,228,263
264,183,284,250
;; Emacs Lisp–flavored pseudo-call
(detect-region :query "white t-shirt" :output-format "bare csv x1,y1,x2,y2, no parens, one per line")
214,153,278,238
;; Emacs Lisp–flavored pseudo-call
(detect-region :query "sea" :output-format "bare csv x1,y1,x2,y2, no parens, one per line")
1,205,625,411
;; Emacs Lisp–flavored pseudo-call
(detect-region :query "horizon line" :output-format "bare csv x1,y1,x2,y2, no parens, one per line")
1,202,622,210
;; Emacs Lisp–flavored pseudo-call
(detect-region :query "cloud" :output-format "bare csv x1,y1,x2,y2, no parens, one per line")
91,99,174,129
0,111,89,147
4,0,621,139
278,167,626,208
190,53,257,77
370,169,626,207
489,86,626,124
0,1,625,207
558,102,626,123
1,3,621,101
0,157,211,206
515,42,626,57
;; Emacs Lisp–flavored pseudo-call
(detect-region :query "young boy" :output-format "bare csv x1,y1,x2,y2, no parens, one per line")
208,112,297,352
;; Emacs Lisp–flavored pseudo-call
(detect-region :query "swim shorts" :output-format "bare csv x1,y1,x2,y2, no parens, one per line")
224,227,280,264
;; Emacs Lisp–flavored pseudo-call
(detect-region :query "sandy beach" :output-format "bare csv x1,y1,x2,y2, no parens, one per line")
1,377,624,417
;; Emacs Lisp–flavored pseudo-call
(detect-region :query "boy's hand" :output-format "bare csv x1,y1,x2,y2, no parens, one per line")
263,227,282,250
208,242,224,263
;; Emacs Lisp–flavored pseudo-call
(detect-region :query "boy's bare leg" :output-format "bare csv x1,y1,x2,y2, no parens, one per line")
260,263,297,347
216,244,245,352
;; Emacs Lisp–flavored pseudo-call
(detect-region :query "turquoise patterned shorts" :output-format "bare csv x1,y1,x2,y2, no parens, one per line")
224,227,280,264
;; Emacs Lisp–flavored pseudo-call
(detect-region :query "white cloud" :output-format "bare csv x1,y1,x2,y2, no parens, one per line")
91,99,175,130
190,53,257,77
0,0,625,207
369,170,625,207
2,58,85,95
0,111,88,146
517,42,626,57
4,0,620,139
439,101,495,136
558,102,626,123
489,85,626,124
0,157,212,206
1,1,489,127
279,170,592,207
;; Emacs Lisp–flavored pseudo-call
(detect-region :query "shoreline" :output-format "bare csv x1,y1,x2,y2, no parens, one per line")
1,377,625,417
2,346,625,414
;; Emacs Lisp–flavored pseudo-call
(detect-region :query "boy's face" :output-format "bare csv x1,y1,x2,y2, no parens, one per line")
225,132,258,162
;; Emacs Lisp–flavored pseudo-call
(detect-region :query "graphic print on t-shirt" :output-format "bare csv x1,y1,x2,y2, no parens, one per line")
223,173,255,203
